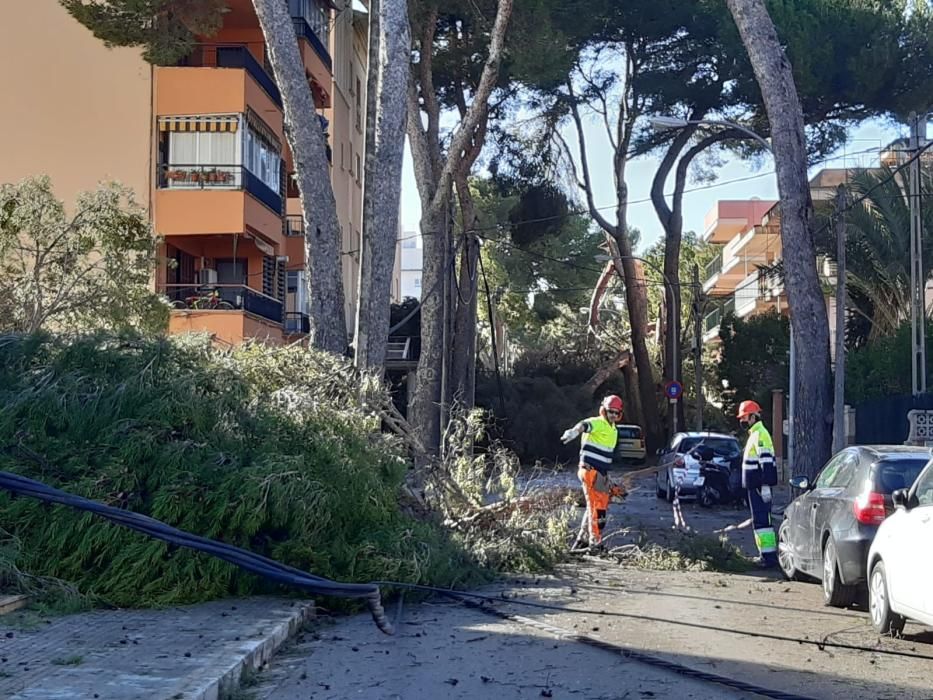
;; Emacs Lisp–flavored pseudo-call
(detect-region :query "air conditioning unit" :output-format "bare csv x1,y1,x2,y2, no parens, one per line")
199,268,218,285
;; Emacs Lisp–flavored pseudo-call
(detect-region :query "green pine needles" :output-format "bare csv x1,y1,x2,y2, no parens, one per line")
0,333,484,607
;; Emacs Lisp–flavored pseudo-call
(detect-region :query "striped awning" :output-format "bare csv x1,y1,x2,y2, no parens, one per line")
158,115,239,132
245,108,281,151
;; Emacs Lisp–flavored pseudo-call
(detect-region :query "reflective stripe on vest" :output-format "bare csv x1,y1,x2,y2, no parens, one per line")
754,527,777,554
580,416,618,468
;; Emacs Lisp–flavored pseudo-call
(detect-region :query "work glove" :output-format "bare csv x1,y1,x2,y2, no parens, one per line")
761,485,772,503
561,427,580,444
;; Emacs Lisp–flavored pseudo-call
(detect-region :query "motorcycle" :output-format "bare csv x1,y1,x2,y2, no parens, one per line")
690,445,743,508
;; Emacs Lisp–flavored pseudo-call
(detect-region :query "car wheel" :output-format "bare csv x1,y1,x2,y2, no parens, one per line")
656,475,665,499
822,538,857,608
665,473,675,503
777,520,800,581
869,561,906,636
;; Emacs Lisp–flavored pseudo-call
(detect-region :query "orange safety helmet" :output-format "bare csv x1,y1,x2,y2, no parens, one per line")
736,400,762,420
602,395,624,413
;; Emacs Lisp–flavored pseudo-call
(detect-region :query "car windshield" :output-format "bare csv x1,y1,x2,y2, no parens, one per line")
618,427,642,439
873,458,929,494
678,437,739,458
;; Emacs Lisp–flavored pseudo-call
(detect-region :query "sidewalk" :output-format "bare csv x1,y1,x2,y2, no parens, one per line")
0,597,312,700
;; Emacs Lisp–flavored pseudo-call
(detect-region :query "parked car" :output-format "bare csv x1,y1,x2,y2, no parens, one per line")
615,424,646,465
867,457,933,634
777,445,930,607
655,432,741,502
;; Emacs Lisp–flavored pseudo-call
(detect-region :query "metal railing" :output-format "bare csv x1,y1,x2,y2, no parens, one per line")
386,336,413,361
292,17,332,71
158,164,283,214
161,284,283,324
285,215,304,237
284,312,310,334
177,44,282,107
703,253,723,283
704,296,736,334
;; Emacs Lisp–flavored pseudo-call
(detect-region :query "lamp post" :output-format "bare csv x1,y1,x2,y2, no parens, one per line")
595,253,680,433
648,117,796,469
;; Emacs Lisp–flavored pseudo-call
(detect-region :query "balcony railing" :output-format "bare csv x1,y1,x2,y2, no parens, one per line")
177,44,282,107
158,164,283,214
703,253,723,284
285,215,304,237
284,312,311,334
292,17,332,71
704,296,735,334
162,284,283,324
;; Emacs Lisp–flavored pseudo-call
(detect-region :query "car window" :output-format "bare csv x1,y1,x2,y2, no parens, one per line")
913,465,933,507
617,426,642,439
815,452,851,488
873,458,928,494
678,437,740,458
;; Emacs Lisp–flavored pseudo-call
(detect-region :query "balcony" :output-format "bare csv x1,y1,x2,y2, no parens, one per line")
703,253,723,285
703,297,735,342
163,284,283,324
177,45,282,107
285,214,304,237
292,17,332,71
158,164,282,216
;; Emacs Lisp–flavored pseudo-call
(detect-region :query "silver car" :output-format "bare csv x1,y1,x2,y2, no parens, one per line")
656,432,741,502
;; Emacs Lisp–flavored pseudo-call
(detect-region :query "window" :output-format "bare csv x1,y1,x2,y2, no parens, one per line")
355,77,363,131
166,129,238,187
243,125,281,193
413,277,421,289
286,270,307,314
816,451,855,489
617,426,643,440
355,154,362,183
677,437,740,459
874,458,928,494
914,465,933,506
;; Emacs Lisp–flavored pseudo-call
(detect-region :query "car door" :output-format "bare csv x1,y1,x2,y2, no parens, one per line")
907,467,933,617
658,437,680,489
802,451,854,571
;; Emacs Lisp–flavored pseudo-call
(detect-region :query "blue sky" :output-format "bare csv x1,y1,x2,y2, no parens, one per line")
399,118,905,252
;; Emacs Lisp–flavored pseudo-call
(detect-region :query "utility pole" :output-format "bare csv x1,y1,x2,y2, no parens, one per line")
909,111,927,397
833,186,848,453
692,264,704,430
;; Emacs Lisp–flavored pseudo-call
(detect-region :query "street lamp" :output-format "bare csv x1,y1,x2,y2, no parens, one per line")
594,252,681,433
648,117,796,470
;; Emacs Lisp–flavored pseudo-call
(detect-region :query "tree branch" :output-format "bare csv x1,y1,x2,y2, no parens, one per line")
567,83,615,235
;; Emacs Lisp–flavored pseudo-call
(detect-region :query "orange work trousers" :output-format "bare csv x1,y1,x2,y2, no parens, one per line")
578,465,610,544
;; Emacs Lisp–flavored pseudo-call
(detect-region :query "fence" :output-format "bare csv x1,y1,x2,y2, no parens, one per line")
853,393,933,445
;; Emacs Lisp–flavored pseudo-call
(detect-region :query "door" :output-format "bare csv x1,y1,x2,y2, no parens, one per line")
907,467,933,617
801,451,856,571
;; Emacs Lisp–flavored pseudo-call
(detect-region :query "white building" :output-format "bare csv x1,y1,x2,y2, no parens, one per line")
395,230,423,301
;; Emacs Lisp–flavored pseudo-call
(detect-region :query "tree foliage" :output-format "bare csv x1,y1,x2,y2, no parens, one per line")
60,0,227,65
0,334,492,606
715,310,790,430
846,320,933,403
0,177,166,335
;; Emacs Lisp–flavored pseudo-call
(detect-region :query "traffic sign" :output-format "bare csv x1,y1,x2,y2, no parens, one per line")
664,381,683,400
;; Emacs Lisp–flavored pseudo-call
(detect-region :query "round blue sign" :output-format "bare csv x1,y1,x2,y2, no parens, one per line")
664,381,683,400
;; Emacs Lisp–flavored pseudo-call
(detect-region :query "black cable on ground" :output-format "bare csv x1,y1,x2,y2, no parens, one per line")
0,471,394,635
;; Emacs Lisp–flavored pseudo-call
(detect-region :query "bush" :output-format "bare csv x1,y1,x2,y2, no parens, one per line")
0,333,484,607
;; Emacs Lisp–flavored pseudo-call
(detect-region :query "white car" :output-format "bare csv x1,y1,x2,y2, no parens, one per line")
867,458,933,634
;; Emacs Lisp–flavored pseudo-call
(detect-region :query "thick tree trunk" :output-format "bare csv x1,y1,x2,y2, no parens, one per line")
354,0,411,370
251,0,346,353
409,204,448,457
451,174,480,408
726,0,832,477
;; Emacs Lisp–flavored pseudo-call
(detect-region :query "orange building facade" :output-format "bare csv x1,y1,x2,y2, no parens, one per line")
0,0,372,347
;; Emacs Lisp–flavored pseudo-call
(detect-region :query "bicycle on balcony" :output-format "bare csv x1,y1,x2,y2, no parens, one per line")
169,288,235,311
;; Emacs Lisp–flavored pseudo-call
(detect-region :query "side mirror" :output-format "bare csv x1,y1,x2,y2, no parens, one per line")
656,448,664,456
892,488,910,510
789,475,810,490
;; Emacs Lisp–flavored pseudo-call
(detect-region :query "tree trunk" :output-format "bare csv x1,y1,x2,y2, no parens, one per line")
726,0,833,477
406,0,513,458
251,0,346,353
451,174,480,408
650,126,696,433
354,0,411,370
408,203,449,457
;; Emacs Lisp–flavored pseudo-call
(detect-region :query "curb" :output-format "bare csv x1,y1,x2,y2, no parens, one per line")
181,601,314,700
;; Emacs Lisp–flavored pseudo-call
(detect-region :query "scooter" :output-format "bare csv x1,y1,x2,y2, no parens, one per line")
691,445,743,508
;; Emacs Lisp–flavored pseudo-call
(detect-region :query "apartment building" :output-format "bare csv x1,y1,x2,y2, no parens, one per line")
701,169,853,349
393,232,424,302
0,0,377,347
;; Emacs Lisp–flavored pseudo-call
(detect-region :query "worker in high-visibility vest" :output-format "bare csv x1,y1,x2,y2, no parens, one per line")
737,400,779,568
561,395,623,548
